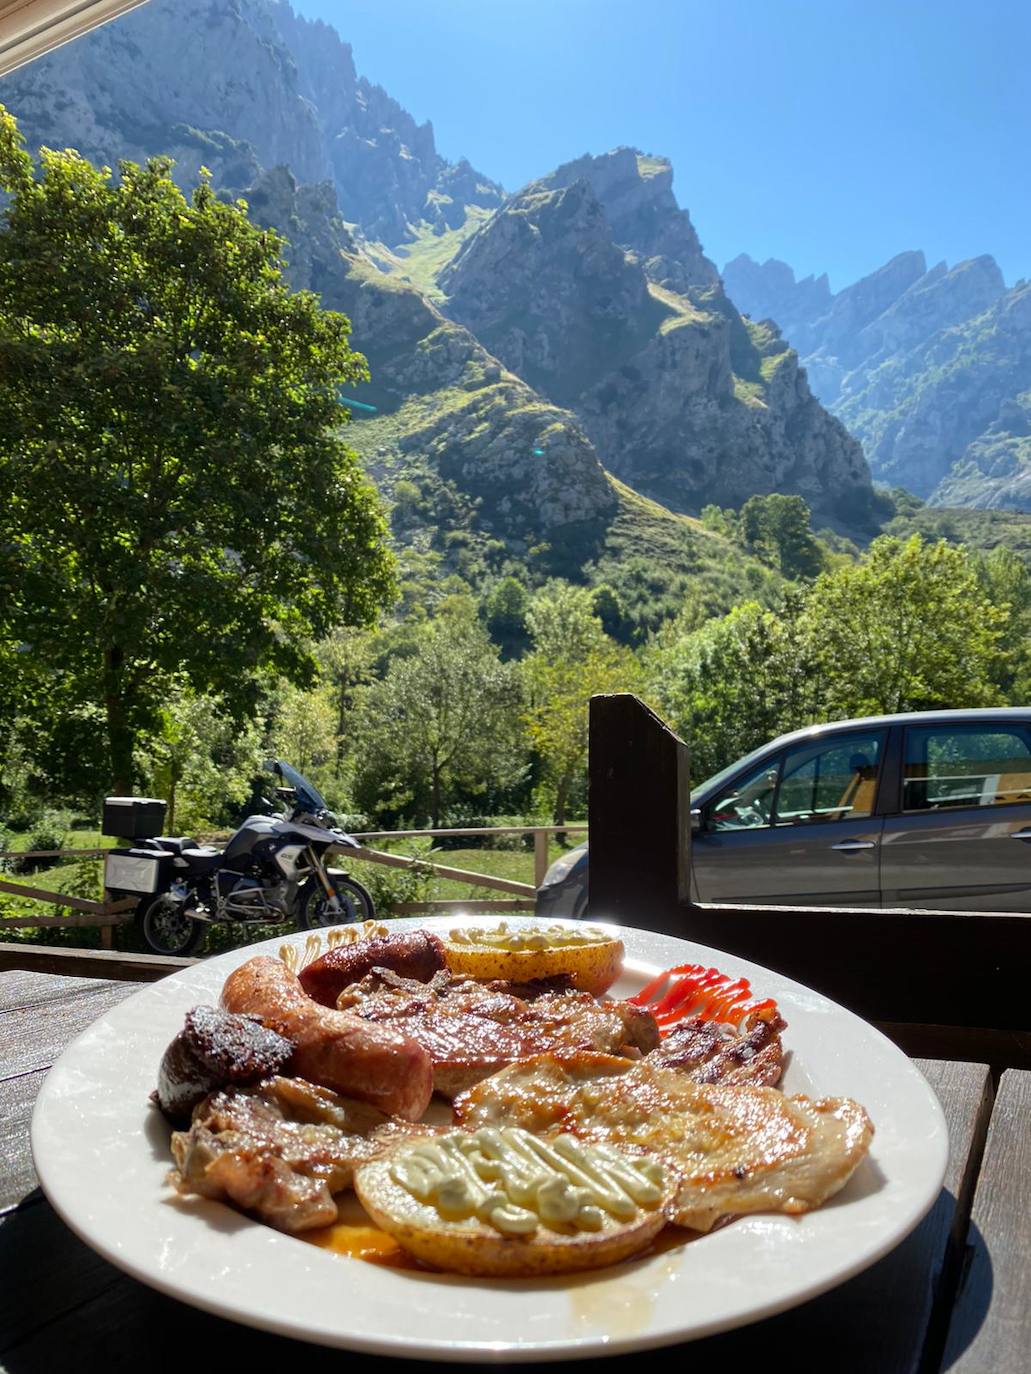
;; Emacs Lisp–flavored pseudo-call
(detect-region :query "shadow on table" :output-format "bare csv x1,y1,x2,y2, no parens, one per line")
0,1189,994,1374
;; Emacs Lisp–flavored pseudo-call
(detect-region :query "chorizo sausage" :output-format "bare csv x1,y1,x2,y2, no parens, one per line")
221,956,433,1120
299,930,447,1008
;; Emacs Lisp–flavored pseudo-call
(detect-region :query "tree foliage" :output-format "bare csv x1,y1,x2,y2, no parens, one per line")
647,535,1009,785
0,107,394,791
523,586,641,822
352,607,525,828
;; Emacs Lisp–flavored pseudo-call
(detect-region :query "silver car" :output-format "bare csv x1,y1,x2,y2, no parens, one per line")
535,708,1031,916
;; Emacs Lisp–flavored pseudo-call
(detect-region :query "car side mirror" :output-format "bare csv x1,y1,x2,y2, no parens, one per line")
690,807,704,833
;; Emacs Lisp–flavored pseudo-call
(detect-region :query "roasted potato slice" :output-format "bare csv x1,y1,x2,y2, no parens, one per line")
353,1127,669,1277
442,923,624,997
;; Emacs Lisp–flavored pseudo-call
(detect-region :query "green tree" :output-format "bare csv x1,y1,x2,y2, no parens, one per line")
136,684,264,832
484,576,530,659
978,545,1031,700
523,585,642,822
0,108,394,792
353,608,526,827
804,536,1006,716
645,593,822,782
738,493,826,580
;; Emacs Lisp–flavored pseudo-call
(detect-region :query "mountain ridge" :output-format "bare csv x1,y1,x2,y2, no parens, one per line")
724,249,1031,508
0,0,882,554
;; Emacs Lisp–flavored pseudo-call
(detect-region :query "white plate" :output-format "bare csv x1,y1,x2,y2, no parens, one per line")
31,916,947,1361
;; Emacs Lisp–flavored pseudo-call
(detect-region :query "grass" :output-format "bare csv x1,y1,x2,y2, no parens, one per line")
380,206,493,300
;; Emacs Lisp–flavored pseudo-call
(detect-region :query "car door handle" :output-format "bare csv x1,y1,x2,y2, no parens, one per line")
831,840,877,852
1010,829,1031,840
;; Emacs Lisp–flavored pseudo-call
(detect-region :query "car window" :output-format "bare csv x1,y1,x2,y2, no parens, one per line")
903,725,1031,811
774,730,885,825
708,756,780,831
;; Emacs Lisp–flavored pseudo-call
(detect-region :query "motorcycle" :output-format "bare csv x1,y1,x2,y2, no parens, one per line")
103,760,374,957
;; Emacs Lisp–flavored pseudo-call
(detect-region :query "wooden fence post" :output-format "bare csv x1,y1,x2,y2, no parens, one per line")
533,829,550,889
587,693,691,932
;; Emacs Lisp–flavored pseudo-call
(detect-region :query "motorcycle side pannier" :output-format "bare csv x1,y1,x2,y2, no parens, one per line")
104,848,169,895
102,796,167,840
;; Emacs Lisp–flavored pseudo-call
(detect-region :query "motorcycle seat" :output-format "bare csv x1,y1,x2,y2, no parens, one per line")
178,847,222,874
153,836,202,855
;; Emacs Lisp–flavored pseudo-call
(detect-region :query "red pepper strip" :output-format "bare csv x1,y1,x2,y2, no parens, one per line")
654,970,729,1022
698,979,751,1022
669,962,704,977
626,967,672,1007
650,971,707,1017
651,979,702,1018
674,968,728,1009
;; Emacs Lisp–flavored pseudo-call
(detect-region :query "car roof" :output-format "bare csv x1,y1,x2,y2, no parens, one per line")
762,707,1031,752
691,708,1031,802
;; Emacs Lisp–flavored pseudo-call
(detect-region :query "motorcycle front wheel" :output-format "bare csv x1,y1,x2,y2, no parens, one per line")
137,893,206,956
297,874,375,929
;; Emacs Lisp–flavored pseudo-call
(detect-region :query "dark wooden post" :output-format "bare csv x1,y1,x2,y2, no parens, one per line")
587,693,691,932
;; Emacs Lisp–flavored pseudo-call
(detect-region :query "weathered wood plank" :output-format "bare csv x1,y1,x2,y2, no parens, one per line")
0,1069,48,1214
0,877,133,915
0,942,197,982
0,983,144,1078
943,1068,1031,1373
0,969,123,1013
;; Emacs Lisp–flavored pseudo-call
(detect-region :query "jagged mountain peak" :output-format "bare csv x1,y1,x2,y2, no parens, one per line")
441,162,875,530
532,146,719,294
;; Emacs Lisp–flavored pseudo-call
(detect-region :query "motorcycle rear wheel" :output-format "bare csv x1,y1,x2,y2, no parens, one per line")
137,893,206,957
297,874,375,929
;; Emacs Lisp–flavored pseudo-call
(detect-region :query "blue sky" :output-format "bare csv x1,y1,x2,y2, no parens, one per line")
295,0,1030,292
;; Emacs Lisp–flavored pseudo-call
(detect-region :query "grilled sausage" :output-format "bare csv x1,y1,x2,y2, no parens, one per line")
221,956,433,1120
299,930,447,1008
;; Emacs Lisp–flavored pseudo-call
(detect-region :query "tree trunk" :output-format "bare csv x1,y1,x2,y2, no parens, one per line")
104,645,134,794
553,771,572,828
431,759,442,831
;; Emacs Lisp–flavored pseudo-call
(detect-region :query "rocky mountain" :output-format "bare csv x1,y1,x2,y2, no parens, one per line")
0,0,882,552
240,170,618,543
0,0,502,243
442,155,875,527
723,250,1031,508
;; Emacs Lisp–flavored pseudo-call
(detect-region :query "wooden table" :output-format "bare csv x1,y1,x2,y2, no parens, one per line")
1,970,1027,1374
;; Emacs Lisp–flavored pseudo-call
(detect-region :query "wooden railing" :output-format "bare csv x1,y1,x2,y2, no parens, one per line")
0,824,587,944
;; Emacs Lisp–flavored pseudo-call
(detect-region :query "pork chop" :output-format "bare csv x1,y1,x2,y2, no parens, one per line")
336,969,660,1097
453,1054,872,1232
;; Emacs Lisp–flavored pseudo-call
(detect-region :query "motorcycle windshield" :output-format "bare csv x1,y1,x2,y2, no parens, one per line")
264,759,329,817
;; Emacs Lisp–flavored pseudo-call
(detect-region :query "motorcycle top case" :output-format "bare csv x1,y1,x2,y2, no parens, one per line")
104,848,171,895
102,796,167,840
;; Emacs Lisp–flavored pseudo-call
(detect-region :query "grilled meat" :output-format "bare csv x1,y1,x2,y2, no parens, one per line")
453,1054,872,1232
336,969,660,1097
646,1011,786,1086
221,956,434,1120
169,1076,395,1232
299,930,447,1008
155,1005,294,1123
